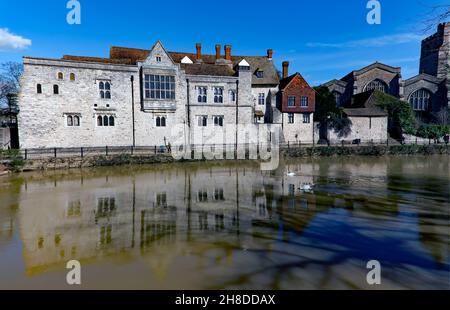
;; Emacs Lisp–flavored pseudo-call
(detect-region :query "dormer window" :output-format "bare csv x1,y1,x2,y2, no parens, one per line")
156,56,162,62
256,70,264,78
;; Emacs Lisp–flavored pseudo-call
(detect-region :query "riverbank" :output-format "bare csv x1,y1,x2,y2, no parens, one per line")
1,144,449,173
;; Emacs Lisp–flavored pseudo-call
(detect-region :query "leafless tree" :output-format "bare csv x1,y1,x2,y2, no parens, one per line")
0,62,23,107
420,2,450,33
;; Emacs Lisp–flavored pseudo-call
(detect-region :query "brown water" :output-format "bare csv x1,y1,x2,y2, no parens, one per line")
0,156,448,290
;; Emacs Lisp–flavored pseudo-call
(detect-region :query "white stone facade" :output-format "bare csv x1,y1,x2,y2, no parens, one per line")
18,41,316,150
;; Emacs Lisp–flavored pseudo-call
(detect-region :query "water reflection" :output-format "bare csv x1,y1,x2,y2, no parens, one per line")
0,156,448,289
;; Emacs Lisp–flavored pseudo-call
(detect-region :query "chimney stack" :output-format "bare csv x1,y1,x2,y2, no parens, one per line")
225,45,232,61
196,43,202,61
267,49,273,59
282,61,289,79
215,44,221,60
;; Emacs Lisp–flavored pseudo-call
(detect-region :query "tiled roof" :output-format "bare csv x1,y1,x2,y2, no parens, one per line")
109,46,279,84
279,72,310,90
343,90,388,117
181,63,235,77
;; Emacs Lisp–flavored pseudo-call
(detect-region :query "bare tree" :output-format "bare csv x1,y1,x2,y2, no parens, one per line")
420,2,450,33
0,62,23,107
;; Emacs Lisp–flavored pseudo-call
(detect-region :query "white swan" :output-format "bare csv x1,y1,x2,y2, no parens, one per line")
299,183,315,191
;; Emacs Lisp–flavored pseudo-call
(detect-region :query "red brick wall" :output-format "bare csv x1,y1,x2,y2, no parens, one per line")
281,75,316,113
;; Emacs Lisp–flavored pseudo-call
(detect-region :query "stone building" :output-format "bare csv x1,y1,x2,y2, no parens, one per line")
18,41,315,149
323,22,450,119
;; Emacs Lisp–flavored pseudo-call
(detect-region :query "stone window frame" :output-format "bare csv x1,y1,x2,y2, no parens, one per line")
229,90,236,102
99,81,112,100
64,113,81,127
300,96,309,107
364,79,388,93
53,84,59,95
332,91,341,105
155,115,167,127
156,56,162,63
70,73,76,81
144,74,176,100
96,114,116,127
303,113,311,124
213,87,224,103
409,88,431,111
57,72,64,80
197,115,208,127
213,115,224,127
287,96,296,108
258,93,265,105
288,113,294,124
197,86,207,103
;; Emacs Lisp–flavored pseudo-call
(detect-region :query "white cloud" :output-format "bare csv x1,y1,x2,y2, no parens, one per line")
306,33,424,49
0,28,31,52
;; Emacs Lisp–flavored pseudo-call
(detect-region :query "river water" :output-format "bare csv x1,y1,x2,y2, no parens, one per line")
0,156,448,289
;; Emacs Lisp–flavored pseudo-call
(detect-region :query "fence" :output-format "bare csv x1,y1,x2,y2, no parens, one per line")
3,138,448,161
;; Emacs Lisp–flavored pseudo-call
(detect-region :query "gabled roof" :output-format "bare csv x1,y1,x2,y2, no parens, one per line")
404,73,444,85
321,79,348,88
342,62,401,81
279,72,311,90
342,90,388,117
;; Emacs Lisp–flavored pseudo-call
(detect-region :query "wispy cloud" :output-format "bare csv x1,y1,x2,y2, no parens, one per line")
0,28,31,52
306,33,424,48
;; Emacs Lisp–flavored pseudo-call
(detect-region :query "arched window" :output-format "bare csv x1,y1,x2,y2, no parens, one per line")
100,91,105,99
109,116,115,126
74,116,80,126
332,91,341,105
105,91,111,99
37,84,42,94
105,82,110,90
161,116,166,127
365,79,388,93
409,89,431,111
229,90,236,102
67,115,73,126
103,116,109,126
53,85,59,94
156,117,161,127
70,73,75,81
97,116,103,126
99,82,104,89
57,72,64,80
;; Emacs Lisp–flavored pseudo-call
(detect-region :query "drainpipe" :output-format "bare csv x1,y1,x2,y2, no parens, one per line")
186,79,191,146
131,75,136,147
235,80,239,153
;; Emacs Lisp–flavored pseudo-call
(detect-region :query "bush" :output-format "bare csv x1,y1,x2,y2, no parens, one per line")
416,124,449,141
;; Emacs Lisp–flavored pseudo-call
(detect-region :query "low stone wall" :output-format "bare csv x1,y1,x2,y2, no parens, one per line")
2,144,449,173
21,154,175,171
283,144,450,158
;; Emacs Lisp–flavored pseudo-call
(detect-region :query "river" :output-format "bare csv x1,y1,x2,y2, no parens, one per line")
0,156,448,289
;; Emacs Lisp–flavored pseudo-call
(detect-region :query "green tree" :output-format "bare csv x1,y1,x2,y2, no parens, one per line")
314,86,352,139
373,91,417,138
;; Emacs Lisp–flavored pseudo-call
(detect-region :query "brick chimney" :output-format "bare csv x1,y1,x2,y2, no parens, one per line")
196,43,202,61
215,44,221,60
282,61,289,79
267,49,273,60
225,45,232,61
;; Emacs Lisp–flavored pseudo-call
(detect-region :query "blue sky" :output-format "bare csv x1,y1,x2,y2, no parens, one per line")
0,0,448,85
